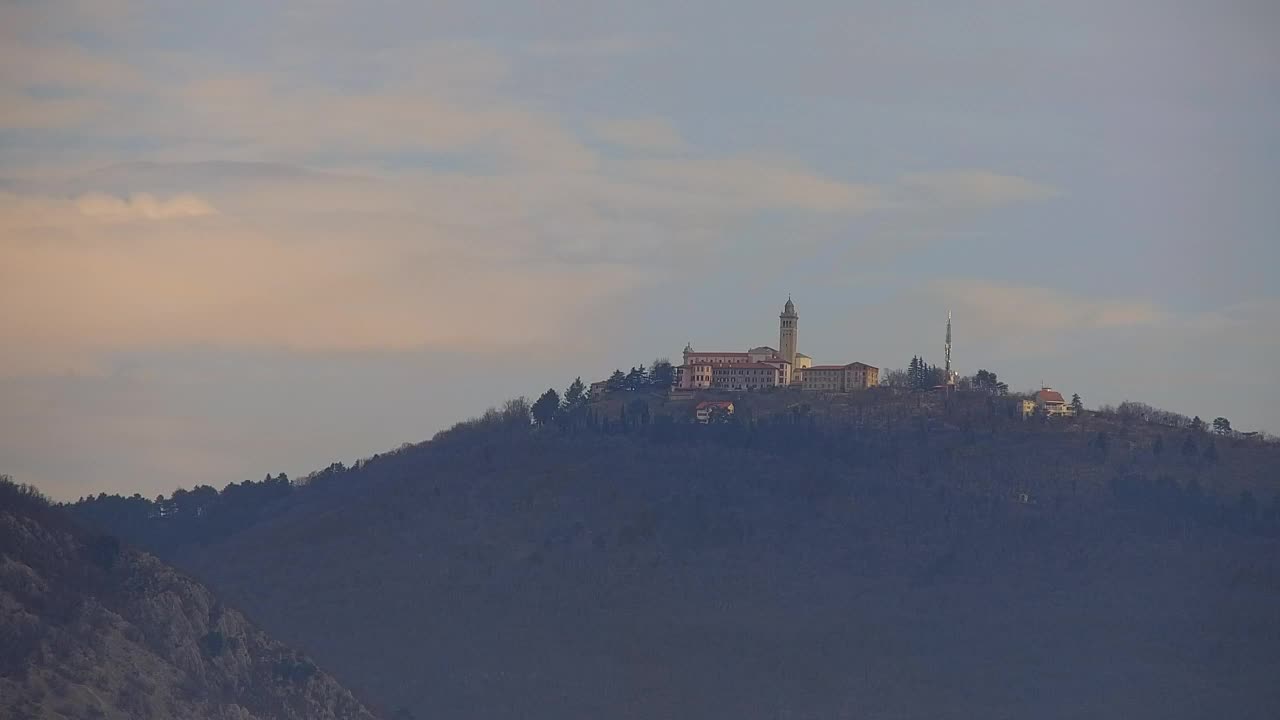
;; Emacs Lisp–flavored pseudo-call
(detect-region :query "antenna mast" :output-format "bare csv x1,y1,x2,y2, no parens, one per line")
944,310,953,385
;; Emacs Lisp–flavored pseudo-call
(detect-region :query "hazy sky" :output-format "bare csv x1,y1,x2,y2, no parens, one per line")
3,1,1278,500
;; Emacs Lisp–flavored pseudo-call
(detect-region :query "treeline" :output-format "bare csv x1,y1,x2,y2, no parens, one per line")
60,376,1280,556
603,359,675,393
881,360,1011,394
70,473,296,553
1096,401,1252,442
439,392,1280,540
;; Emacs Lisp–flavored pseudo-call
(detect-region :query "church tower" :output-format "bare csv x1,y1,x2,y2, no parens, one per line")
779,296,798,365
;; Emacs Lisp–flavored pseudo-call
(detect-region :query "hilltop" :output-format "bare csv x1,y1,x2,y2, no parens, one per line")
0,479,381,720
66,389,1280,719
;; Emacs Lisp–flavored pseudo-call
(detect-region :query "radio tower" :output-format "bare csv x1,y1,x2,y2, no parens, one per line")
944,311,954,387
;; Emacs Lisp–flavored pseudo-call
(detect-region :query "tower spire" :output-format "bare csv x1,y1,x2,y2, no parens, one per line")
779,295,798,366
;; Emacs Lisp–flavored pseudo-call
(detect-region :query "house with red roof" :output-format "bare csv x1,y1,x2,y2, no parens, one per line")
1034,387,1074,417
694,400,735,424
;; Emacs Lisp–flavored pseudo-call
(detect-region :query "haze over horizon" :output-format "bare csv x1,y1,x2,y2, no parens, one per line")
2,1,1277,500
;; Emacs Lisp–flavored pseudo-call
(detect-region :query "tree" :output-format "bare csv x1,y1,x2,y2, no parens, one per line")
1071,393,1083,414
605,369,627,391
906,356,943,390
1152,435,1165,457
880,368,910,388
480,398,531,428
531,389,560,426
649,359,675,389
1212,417,1232,436
625,365,648,391
1190,416,1205,433
972,369,1008,395
562,377,586,410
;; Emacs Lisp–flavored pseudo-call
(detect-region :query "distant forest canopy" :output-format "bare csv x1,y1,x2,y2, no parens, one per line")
65,368,1280,555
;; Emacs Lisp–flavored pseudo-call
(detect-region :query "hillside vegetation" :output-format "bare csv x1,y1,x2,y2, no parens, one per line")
0,479,380,720
67,389,1280,719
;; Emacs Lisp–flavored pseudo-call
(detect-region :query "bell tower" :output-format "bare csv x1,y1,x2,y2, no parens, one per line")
779,296,798,365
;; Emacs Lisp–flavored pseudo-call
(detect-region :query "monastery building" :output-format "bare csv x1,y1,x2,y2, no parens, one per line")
674,297,878,393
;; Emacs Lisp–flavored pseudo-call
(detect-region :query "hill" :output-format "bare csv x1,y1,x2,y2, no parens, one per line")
0,478,381,720
68,391,1280,719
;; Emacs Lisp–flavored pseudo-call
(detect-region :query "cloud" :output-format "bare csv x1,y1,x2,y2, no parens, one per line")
0,180,654,376
931,281,1169,352
592,117,686,152
74,192,217,220
0,151,1062,377
893,170,1058,210
613,155,886,214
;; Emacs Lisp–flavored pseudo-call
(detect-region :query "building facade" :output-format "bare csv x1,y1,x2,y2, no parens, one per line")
710,363,784,391
799,362,879,392
673,298,877,393
1035,387,1074,417
779,297,799,366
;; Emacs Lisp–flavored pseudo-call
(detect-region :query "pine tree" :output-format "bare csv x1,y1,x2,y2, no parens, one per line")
562,377,586,410
625,365,648,391
908,356,924,390
531,388,561,426
606,369,626,391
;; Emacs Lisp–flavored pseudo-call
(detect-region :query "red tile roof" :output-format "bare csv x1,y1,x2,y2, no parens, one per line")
1036,389,1066,404
808,362,878,371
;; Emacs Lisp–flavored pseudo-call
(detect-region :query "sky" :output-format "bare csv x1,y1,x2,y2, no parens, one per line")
2,0,1278,500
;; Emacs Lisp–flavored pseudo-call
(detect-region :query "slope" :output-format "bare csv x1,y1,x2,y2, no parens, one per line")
0,478,380,720
146,408,1280,720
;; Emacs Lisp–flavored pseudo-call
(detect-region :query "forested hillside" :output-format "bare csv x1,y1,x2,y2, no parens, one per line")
0,479,380,720
68,391,1280,719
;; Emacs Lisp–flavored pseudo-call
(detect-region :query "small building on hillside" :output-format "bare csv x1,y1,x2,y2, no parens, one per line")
1034,387,1074,417
801,362,880,392
589,380,610,398
1020,399,1037,419
695,400,735,424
